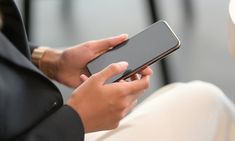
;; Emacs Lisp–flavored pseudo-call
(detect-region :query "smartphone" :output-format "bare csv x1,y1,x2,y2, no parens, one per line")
87,20,181,83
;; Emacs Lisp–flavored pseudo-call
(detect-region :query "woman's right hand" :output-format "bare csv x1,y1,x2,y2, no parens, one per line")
67,62,151,133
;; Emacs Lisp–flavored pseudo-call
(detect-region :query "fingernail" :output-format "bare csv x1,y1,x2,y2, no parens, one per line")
146,76,150,81
119,34,128,40
80,74,88,82
119,80,126,83
118,61,128,68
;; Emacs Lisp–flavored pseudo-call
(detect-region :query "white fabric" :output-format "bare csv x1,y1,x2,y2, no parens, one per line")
85,81,235,141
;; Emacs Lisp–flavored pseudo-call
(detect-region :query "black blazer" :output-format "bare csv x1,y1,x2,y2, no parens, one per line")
0,0,84,140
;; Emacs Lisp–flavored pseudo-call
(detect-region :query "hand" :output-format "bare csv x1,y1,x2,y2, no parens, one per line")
67,62,152,133
39,34,128,88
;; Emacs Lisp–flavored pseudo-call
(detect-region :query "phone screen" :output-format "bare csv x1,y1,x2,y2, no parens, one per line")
87,21,180,83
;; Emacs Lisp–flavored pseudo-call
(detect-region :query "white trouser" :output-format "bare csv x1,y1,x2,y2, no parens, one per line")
85,81,235,141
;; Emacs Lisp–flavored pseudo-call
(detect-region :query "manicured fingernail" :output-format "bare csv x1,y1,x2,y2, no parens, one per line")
146,76,150,81
119,80,126,83
119,34,128,40
80,74,88,82
118,61,128,68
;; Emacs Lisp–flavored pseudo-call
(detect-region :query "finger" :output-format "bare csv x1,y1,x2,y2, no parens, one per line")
139,67,153,77
96,61,128,83
80,74,89,82
127,90,144,104
119,79,126,83
122,99,138,117
90,34,128,54
120,75,150,95
123,93,142,112
130,74,139,81
83,67,92,77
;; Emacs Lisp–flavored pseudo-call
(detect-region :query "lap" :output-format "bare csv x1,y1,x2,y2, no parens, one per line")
85,81,235,141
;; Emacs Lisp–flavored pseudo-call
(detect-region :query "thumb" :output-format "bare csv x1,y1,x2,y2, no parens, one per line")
96,61,128,83
90,34,128,55
80,74,89,83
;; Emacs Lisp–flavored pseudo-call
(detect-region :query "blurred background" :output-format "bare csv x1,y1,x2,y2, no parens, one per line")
15,0,235,102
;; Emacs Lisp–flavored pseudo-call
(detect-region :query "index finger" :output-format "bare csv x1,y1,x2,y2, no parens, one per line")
116,75,150,96
139,67,153,77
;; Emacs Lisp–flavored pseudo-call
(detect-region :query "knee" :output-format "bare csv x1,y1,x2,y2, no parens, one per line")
148,81,230,113
184,81,226,109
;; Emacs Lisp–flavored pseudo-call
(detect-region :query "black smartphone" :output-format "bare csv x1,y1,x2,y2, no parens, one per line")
87,20,180,83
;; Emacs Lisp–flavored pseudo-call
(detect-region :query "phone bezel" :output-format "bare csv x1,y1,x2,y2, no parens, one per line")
87,20,181,82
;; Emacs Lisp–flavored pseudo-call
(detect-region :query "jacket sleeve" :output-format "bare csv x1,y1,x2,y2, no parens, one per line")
15,105,85,141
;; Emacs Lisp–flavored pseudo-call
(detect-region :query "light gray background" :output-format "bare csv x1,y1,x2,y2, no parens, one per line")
16,0,235,102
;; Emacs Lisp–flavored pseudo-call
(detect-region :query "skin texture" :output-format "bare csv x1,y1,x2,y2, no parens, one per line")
41,34,129,88
39,34,153,133
67,62,152,132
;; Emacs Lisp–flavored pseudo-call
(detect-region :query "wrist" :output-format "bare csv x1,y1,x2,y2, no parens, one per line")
32,46,62,80
32,47,49,67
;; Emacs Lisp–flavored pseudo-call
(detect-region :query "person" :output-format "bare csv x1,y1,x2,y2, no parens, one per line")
0,0,152,140
1,1,235,141
84,0,235,140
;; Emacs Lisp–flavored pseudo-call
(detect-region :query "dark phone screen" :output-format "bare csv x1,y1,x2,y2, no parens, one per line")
87,21,180,83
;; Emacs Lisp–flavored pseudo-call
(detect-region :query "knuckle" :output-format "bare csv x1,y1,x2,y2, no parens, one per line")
141,78,150,89
109,122,119,130
120,109,127,119
119,101,129,110
85,40,96,48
